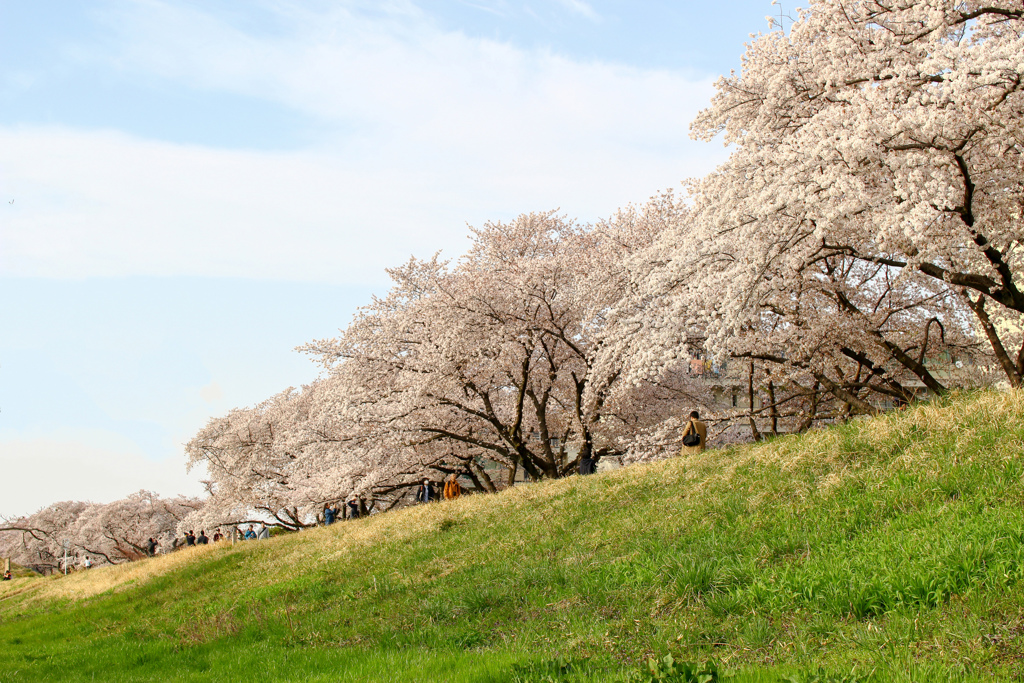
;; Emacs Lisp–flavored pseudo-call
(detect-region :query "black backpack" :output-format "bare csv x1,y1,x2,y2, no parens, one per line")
682,421,701,447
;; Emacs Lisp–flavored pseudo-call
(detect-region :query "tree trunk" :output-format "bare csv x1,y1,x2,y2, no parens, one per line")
748,362,762,442
815,373,878,416
839,348,912,402
795,381,821,433
965,291,1023,387
467,460,497,494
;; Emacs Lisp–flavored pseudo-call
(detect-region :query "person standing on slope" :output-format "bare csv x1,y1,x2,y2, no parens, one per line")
679,410,707,456
416,479,434,504
443,474,462,501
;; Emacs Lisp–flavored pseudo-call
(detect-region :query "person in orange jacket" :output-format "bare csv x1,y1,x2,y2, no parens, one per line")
443,473,462,500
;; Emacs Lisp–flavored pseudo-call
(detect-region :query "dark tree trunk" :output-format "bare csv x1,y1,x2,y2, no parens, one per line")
748,362,762,442
965,292,1023,387
467,460,497,494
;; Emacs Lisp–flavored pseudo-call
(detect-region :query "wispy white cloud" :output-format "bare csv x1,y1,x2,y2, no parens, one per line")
0,126,473,284
0,1,722,284
554,0,599,20
453,0,510,17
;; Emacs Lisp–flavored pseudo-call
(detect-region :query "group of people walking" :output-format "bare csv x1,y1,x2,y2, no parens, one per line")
157,524,275,555
239,525,269,541
182,529,212,546
414,473,462,504
154,412,709,550
321,497,369,525
320,472,464,521
407,416,706,507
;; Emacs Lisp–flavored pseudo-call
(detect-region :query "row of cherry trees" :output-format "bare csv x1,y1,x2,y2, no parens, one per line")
0,491,202,572
183,0,1022,530
182,208,716,531
7,1,1019,551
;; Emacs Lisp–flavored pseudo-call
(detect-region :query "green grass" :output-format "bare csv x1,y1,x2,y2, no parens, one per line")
3,563,35,580
3,390,1024,682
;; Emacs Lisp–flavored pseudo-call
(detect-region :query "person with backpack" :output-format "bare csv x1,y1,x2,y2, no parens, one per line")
443,474,462,501
679,410,707,456
416,479,434,503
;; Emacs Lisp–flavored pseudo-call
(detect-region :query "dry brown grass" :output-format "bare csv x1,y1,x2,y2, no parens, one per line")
7,389,1022,610
3,479,579,604
0,542,226,605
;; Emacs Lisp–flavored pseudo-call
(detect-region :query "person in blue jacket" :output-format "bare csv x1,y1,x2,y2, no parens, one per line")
416,479,434,503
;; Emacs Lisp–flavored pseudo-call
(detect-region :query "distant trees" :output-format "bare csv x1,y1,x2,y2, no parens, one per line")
0,491,202,572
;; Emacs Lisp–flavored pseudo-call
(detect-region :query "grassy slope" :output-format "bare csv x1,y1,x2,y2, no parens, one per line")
3,391,1024,682
4,563,35,580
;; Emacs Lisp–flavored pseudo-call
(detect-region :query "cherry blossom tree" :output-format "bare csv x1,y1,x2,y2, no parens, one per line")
182,382,389,530
184,202,754,522
0,492,201,572
592,0,1018,440
301,210,707,492
0,501,87,573
592,193,980,441
684,0,1023,386
70,491,202,563
184,390,306,530
185,208,709,522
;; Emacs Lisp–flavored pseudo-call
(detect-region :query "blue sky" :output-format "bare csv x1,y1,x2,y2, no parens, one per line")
0,0,778,517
